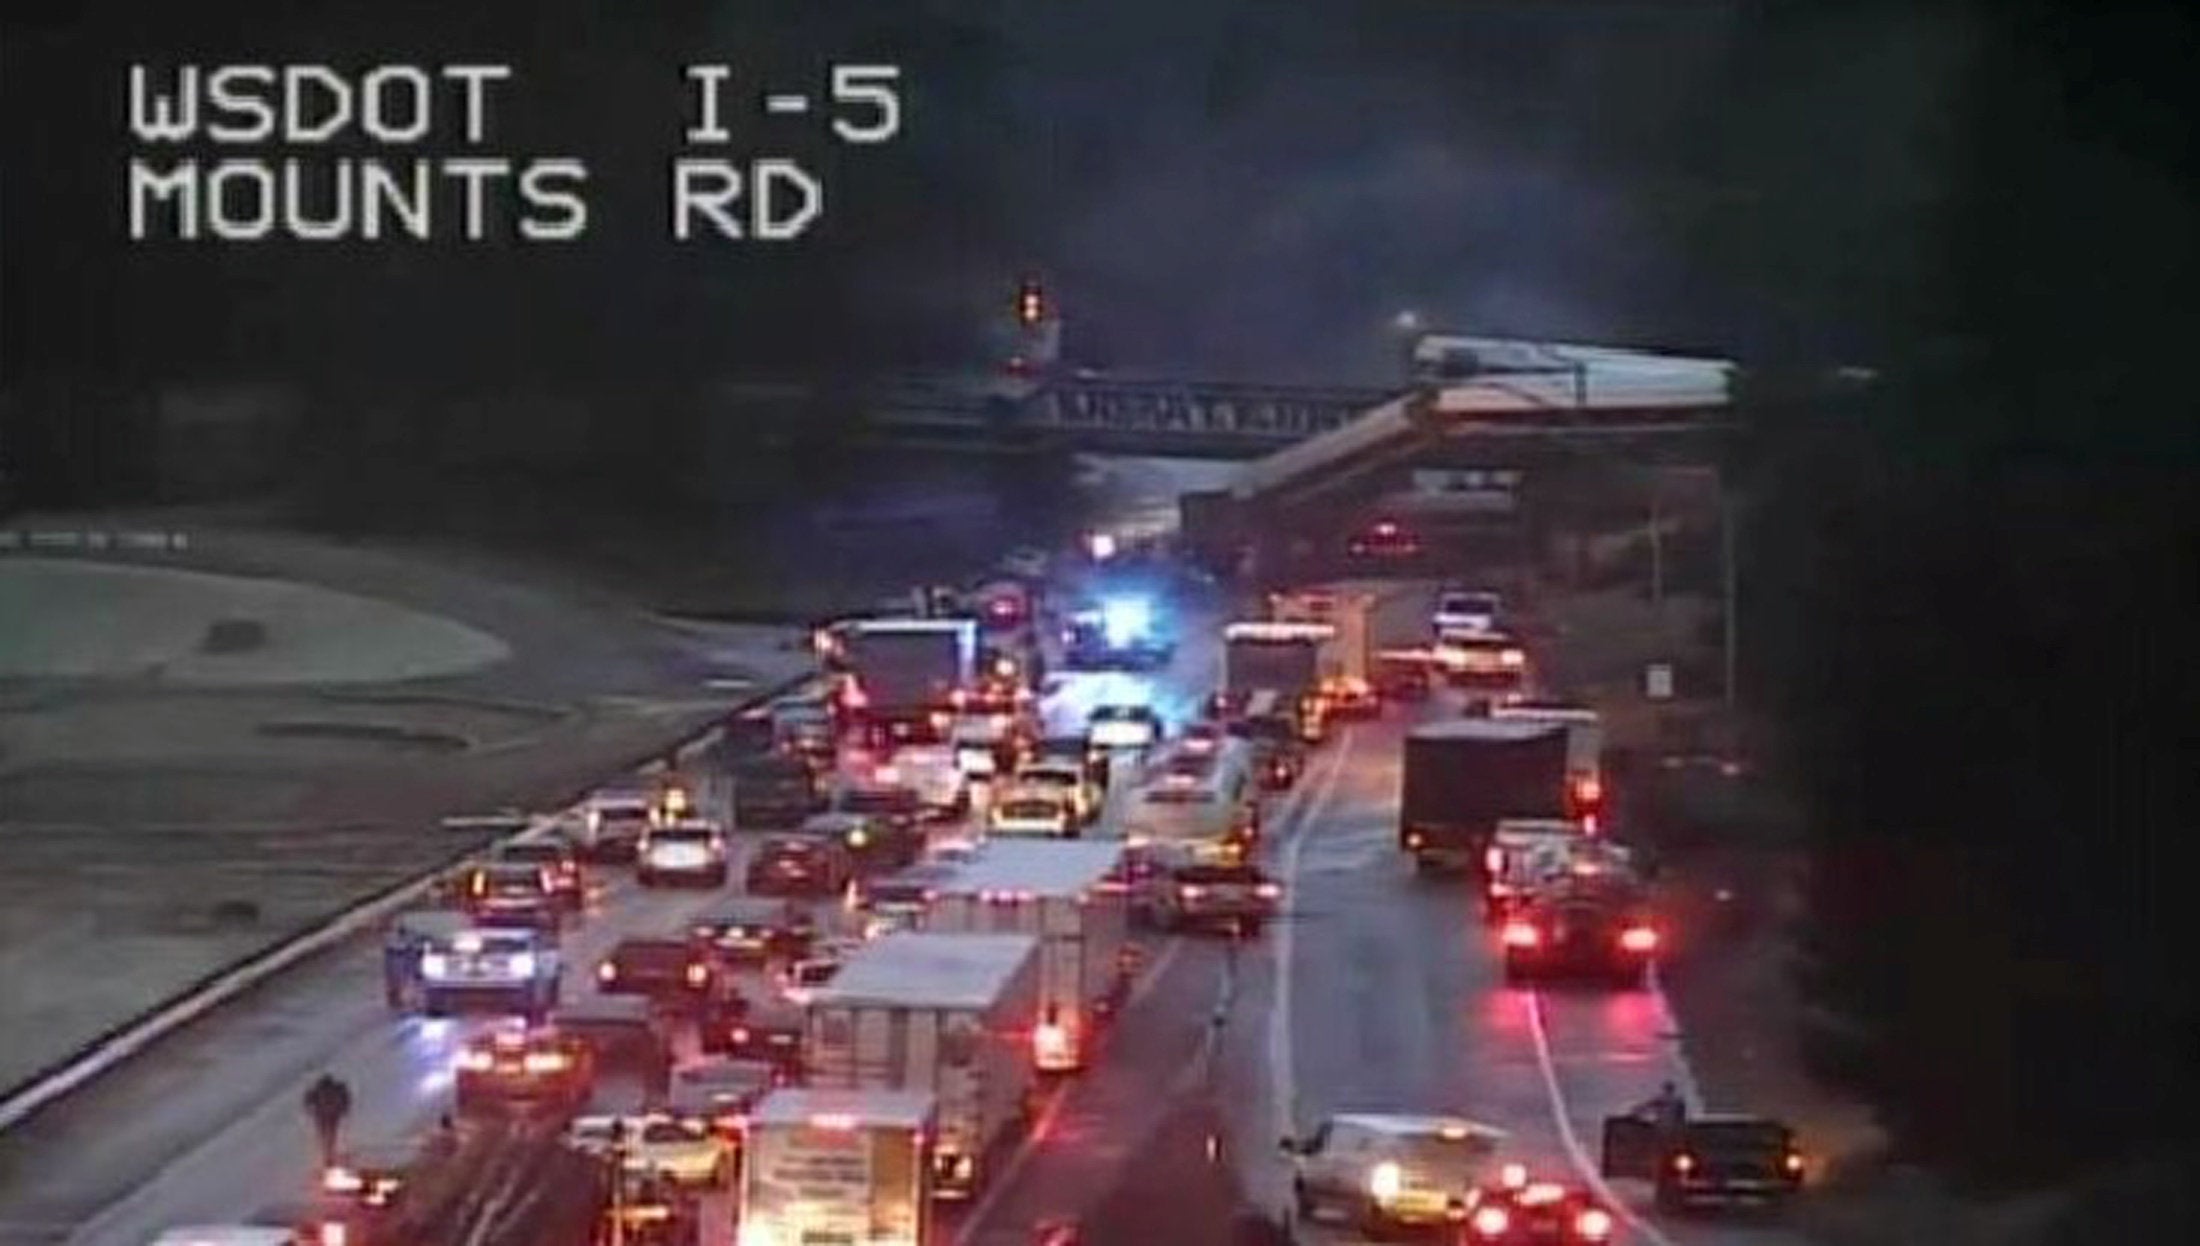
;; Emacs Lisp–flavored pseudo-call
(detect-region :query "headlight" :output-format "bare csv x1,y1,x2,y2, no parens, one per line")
1367,1160,1403,1201
420,953,451,979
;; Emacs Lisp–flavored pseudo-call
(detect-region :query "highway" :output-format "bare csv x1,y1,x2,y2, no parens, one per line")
0,572,1809,1246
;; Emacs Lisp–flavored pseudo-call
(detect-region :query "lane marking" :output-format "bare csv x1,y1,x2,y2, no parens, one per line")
1267,727,1356,1144
954,937,1188,1242
1525,990,1676,1246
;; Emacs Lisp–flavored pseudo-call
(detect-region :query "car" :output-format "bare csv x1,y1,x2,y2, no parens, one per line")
1139,862,1281,935
689,896,815,965
1461,1173,1616,1243
149,1229,296,1246
457,861,564,933
1600,1113,1805,1214
1282,1114,1507,1235
567,1113,731,1189
745,832,855,897
1482,818,1588,924
854,861,957,931
810,809,923,877
777,952,844,1005
597,937,725,1011
635,819,729,888
1499,876,1660,987
575,787,654,862
381,907,474,1011
727,751,822,829
489,837,585,910
1087,704,1163,753
414,925,561,1018
988,788,1077,838
666,1057,786,1140
884,743,970,819
550,995,673,1092
1374,648,1438,701
703,994,805,1072
1433,628,1530,696
1346,518,1422,560
452,1024,593,1115
1012,757,1100,824
1434,588,1504,633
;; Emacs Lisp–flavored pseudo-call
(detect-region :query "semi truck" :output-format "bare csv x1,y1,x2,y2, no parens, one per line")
918,840,1130,1074
1399,719,1572,874
802,932,1042,1201
1491,701,1608,822
836,619,979,725
737,1087,936,1246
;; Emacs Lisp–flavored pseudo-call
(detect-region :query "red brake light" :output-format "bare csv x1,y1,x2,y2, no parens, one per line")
1672,1152,1696,1174
684,962,709,987
1784,1151,1806,1174
1469,1205,1509,1237
1575,1207,1614,1240
1501,921,1541,948
1179,884,1206,899
1620,925,1659,953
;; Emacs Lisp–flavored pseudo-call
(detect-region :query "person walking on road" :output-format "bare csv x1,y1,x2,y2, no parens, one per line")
304,1072,353,1168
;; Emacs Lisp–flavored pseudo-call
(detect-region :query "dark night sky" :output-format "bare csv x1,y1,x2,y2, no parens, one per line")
3,0,1979,389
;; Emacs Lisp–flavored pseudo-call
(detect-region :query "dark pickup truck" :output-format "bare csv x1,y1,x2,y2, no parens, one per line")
1601,1114,1806,1213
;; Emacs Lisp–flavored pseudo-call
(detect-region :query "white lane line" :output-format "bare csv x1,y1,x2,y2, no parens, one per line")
1648,964,1707,1112
1525,990,1677,1246
954,937,1188,1242
1267,727,1357,1143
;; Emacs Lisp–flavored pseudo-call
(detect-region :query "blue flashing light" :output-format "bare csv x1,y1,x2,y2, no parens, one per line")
1100,598,1153,647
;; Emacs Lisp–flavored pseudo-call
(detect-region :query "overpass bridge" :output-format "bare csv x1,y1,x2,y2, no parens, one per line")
849,336,1736,469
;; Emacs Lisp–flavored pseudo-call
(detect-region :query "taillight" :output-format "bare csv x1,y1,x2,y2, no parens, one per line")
1784,1151,1806,1175
732,1027,751,1044
597,961,617,982
1033,1019,1073,1064
1619,925,1659,953
1406,831,1426,849
1469,1205,1509,1238
1179,884,1206,899
1575,1207,1614,1240
1501,921,1541,948
685,962,710,987
1499,1162,1528,1190
318,1222,349,1246
1255,882,1282,900
1484,846,1504,875
1672,1152,1696,1174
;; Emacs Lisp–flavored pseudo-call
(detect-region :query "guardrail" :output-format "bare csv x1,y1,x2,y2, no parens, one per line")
0,669,823,1134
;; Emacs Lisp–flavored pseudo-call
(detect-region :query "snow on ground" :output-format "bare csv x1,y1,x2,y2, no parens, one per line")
0,558,510,684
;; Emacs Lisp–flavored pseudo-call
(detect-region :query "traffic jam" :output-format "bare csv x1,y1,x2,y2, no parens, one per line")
139,535,1805,1246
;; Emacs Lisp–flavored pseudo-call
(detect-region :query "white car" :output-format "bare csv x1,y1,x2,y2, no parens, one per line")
635,820,729,887
1433,589,1503,634
1012,759,1098,824
1283,1113,1508,1234
890,743,969,817
989,788,1076,838
567,1113,730,1187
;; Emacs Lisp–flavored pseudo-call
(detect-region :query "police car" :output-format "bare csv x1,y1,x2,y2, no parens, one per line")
415,926,561,1018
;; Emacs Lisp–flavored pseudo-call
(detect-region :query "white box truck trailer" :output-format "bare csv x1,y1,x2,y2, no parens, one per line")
918,839,1129,1074
737,1086,936,1246
802,932,1042,1202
